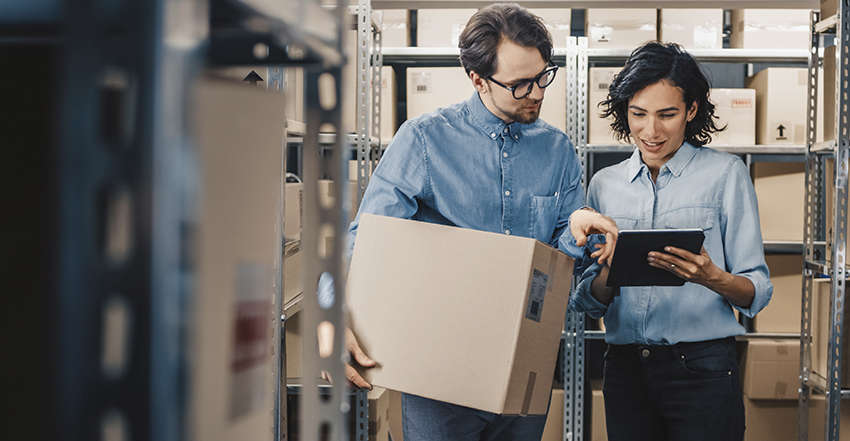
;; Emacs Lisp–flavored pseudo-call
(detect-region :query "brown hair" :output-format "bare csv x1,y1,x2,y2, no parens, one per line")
458,4,553,78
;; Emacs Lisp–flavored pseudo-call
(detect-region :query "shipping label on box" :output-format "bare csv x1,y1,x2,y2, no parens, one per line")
706,89,756,146
348,214,574,414
740,339,800,400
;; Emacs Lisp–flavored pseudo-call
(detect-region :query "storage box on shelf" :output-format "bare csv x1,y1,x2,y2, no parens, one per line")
705,89,756,146
588,67,628,146
821,0,838,18
533,9,572,48
730,9,811,50
585,9,657,49
659,9,723,49
541,389,565,441
753,255,803,333
824,45,837,144
740,339,800,400
416,9,476,47
347,214,574,414
591,382,608,441
743,398,801,441
810,277,850,386
380,10,409,47
822,158,849,265
747,67,825,145
753,162,805,242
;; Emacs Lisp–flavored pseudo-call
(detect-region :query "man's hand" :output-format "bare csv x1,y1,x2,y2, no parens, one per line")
319,325,377,389
569,208,619,266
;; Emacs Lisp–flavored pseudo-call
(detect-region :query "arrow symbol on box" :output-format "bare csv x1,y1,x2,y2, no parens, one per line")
777,124,786,138
243,70,264,85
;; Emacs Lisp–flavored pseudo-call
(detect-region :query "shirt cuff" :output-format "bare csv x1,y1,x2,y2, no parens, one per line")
732,272,773,318
569,260,609,319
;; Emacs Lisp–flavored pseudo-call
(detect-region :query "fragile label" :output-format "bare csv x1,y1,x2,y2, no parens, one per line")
526,269,548,322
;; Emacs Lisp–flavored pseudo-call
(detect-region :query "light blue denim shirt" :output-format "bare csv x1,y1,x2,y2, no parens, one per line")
568,142,773,345
349,92,586,248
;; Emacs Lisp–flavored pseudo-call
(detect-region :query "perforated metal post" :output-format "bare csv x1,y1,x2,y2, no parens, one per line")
299,3,351,440
371,11,383,176
799,10,821,441
356,0,372,201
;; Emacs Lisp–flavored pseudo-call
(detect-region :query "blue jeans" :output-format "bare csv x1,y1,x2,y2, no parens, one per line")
602,337,745,441
402,393,548,441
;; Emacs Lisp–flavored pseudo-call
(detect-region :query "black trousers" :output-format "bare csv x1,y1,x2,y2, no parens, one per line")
602,337,745,441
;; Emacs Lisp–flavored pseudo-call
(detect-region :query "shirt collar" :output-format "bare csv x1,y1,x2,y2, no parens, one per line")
465,92,523,141
626,142,699,182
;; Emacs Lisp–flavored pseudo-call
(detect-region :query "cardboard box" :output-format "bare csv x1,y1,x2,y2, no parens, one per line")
416,9,476,47
388,390,404,441
588,67,628,146
406,67,471,120
283,240,302,305
586,9,657,49
730,9,811,50
824,45,836,143
541,389,564,441
379,66,397,141
747,68,810,145
540,67,567,132
743,397,799,441
808,394,850,439
705,89,756,146
380,10,409,47
348,214,574,414
740,339,800,400
659,9,723,49
753,162,805,242
810,277,850,386
283,312,302,379
591,384,608,441
285,183,303,241
369,387,392,441
191,77,283,441
821,0,838,17
531,9,572,48
753,255,803,333
284,67,304,122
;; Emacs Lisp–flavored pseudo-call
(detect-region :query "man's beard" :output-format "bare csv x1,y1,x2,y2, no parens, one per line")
493,98,542,124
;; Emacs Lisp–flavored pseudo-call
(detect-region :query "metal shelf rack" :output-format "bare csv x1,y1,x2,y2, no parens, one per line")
798,6,850,441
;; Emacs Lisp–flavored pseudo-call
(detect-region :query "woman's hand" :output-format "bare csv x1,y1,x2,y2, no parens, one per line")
647,246,728,288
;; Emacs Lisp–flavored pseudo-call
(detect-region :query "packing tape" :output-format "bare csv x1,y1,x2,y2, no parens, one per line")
521,371,537,416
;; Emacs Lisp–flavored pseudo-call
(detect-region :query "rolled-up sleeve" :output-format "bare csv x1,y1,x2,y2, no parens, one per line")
564,175,610,318
722,158,773,317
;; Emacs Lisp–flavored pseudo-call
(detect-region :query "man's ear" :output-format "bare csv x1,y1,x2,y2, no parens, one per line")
469,71,488,94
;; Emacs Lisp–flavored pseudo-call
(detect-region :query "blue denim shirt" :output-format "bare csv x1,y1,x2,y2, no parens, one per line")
346,91,586,254
568,143,773,345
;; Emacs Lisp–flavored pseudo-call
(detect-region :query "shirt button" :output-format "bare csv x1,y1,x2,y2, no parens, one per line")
503,127,509,133
513,135,519,140
641,348,651,358
490,132,497,139
505,229,511,235
503,152,508,158
505,190,511,196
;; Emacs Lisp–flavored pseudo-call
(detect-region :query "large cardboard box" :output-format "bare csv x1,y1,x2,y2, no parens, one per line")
659,9,723,49
730,10,811,50
532,9,572,48
743,397,799,441
740,339,800,400
190,77,283,441
285,182,303,241
808,394,850,439
380,10,409,47
416,9,476,47
705,89,756,146
754,255,803,333
388,390,404,441
541,389,564,441
747,68,814,145
810,277,850,386
348,214,574,414
824,45,837,143
591,385,608,441
406,67,471,120
540,67,567,132
753,162,805,242
588,67,629,146
586,9,657,49
369,387,392,441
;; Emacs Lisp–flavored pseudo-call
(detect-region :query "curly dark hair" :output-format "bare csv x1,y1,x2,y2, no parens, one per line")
599,42,725,146
458,3,552,78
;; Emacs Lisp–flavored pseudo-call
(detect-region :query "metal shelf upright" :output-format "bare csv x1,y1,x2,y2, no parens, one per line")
799,5,850,441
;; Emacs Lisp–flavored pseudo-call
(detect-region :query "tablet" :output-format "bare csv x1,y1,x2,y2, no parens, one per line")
606,229,705,287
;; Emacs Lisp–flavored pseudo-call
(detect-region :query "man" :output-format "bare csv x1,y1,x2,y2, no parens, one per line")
335,4,618,440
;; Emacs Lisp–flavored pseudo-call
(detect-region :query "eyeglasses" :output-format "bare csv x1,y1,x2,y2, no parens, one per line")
487,65,559,100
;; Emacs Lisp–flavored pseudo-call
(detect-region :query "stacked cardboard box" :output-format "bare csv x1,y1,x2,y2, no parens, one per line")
740,339,801,441
810,278,850,386
659,9,723,49
380,10,410,47
753,162,805,242
747,68,825,145
348,214,574,414
706,89,756,146
541,389,564,441
753,255,803,333
533,9,572,48
588,67,628,146
586,9,657,49
730,10,811,50
591,383,608,441
416,9,476,47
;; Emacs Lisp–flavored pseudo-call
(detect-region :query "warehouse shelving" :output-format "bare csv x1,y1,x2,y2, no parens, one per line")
798,5,850,441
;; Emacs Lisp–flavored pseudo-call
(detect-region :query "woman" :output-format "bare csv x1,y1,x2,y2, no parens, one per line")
568,42,773,441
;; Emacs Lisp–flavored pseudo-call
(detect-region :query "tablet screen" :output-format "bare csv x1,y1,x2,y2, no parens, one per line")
606,229,705,287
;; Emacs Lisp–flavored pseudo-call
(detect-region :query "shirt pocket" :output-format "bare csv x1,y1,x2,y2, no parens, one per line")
610,216,639,230
530,194,559,242
658,206,716,233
